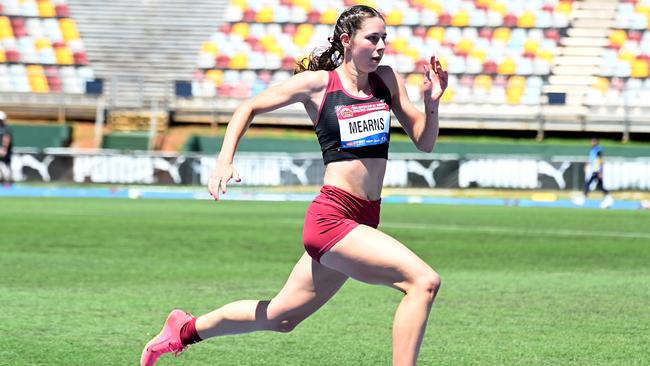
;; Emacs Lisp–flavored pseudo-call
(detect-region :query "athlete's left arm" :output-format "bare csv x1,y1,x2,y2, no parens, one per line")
377,57,448,152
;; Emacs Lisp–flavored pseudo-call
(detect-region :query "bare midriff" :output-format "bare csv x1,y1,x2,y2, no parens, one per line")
323,158,387,201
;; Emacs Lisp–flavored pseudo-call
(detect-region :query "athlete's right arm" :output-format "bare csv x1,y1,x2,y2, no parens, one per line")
208,71,327,200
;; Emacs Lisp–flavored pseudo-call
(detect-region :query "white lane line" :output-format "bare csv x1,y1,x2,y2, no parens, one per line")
276,219,650,240
380,222,650,240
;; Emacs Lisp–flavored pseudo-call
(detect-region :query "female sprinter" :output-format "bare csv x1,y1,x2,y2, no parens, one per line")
141,5,448,366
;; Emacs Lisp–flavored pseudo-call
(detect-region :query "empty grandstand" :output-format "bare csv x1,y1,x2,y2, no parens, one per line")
1,0,650,145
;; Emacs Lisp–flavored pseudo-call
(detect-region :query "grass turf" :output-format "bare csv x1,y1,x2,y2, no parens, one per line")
1,197,649,365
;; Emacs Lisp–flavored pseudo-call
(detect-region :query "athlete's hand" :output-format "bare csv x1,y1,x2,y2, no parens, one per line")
423,55,448,103
208,160,241,201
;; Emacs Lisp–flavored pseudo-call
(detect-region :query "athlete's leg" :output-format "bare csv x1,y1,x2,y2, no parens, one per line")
584,173,597,196
320,225,441,366
195,252,348,339
596,176,609,195
0,161,10,183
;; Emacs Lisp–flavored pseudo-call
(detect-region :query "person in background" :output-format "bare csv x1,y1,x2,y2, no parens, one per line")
574,137,614,208
0,111,13,184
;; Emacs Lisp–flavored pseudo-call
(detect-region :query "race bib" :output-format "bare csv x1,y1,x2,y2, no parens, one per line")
336,101,390,149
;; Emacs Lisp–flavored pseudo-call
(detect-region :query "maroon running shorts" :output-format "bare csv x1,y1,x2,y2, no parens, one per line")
303,185,381,262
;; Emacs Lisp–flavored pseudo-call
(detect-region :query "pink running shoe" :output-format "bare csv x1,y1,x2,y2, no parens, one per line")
140,309,193,366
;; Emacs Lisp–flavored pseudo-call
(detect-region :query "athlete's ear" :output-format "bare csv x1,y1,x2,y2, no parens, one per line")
340,33,351,48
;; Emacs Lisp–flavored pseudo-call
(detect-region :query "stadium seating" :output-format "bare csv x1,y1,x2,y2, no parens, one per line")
192,0,575,106
586,1,650,107
0,0,94,94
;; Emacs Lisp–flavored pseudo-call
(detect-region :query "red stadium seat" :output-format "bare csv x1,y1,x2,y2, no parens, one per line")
73,51,88,65
218,23,231,34
483,60,498,74
216,55,231,68
242,9,256,23
6,49,20,63
437,13,452,26
55,4,69,18
307,10,321,24
503,13,518,27
281,56,295,70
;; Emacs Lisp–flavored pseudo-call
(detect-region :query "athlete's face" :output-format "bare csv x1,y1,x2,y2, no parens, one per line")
345,16,387,73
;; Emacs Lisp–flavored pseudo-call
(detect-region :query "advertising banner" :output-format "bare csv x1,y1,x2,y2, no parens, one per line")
7,149,650,191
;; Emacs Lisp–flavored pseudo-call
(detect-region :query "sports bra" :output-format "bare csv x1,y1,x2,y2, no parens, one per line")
314,70,393,164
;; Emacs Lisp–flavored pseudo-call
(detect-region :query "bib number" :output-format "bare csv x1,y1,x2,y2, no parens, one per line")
336,101,390,149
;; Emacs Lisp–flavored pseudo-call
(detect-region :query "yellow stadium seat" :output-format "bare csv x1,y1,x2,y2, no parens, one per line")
636,3,650,15
518,11,536,28
455,38,473,55
592,77,609,93
260,34,276,49
201,41,218,56
55,47,74,64
229,52,248,69
618,50,636,64
498,58,516,75
295,23,314,36
206,69,224,87
608,29,627,48
469,48,487,63
270,45,284,58
293,23,313,48
426,27,445,43
452,10,470,27
292,0,312,12
231,0,247,10
386,9,404,26
320,8,338,24
474,75,492,92
391,37,408,53
231,22,249,39
30,76,50,93
405,46,420,61
537,49,554,62
59,19,80,42
506,86,523,104
523,39,539,55
25,65,43,75
27,65,49,93
406,73,424,86
493,27,511,43
440,86,454,103
424,0,443,15
255,6,274,23
556,1,572,14
293,33,311,48
38,0,56,17
490,2,507,16
35,37,52,50
631,59,649,78
508,76,526,89
0,16,14,39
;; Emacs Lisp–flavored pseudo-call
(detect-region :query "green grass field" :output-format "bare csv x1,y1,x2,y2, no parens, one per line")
1,197,649,365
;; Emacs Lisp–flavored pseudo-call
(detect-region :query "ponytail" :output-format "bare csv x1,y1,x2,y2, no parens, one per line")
294,37,344,74
294,5,384,74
